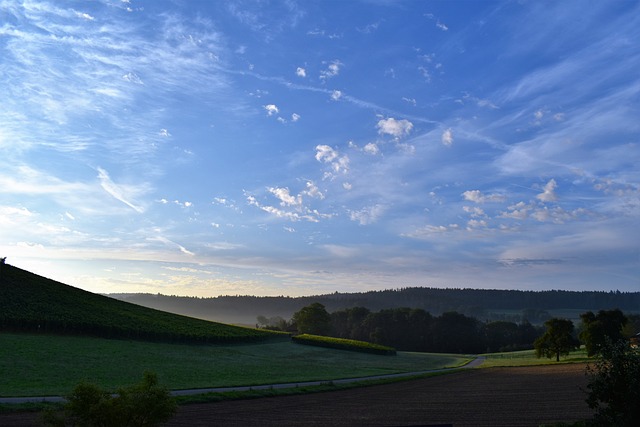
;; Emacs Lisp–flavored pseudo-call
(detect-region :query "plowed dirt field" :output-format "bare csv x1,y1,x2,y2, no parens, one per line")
1,363,592,427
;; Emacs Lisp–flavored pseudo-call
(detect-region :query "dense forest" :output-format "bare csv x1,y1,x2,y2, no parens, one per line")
111,287,640,326
328,306,539,353
281,304,639,354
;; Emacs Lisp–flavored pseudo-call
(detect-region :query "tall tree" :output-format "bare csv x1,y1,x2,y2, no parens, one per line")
534,318,578,362
292,302,331,335
579,309,628,356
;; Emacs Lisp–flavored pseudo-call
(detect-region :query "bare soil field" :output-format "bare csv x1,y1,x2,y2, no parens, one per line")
0,364,592,427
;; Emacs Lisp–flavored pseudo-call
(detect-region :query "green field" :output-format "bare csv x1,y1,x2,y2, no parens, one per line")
0,333,471,397
479,347,590,367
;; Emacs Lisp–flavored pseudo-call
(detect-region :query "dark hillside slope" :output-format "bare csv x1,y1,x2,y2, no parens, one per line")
0,264,277,344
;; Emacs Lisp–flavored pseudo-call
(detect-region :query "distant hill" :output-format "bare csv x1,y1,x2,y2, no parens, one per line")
110,287,640,326
0,263,278,344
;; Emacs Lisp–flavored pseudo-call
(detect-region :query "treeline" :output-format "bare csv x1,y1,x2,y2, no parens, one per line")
264,304,542,354
282,304,640,354
111,287,640,326
331,307,540,353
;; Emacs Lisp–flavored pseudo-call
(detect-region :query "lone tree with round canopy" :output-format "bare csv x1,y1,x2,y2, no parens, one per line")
534,317,579,362
292,302,332,336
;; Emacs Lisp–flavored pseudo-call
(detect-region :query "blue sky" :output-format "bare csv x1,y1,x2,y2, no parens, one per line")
1,0,638,297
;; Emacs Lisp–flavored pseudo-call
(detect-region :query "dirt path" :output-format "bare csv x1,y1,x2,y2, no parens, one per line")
0,363,592,427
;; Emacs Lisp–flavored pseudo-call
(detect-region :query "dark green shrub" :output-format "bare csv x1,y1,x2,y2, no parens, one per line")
43,371,177,427
585,340,640,426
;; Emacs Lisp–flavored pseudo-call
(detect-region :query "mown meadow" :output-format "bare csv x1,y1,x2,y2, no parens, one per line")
0,332,470,397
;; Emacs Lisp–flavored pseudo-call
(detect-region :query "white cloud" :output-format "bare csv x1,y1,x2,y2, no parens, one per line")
377,118,413,139
500,201,530,220
397,143,416,155
97,167,144,213
363,142,380,155
153,236,194,256
314,145,349,178
302,181,325,199
467,219,488,230
320,60,342,80
349,204,386,225
0,205,34,218
441,128,453,146
246,191,331,223
264,104,279,116
75,11,95,21
268,187,301,207
159,129,171,137
462,190,504,204
296,67,306,77
463,206,486,217
536,179,558,202
315,145,338,163
291,113,300,122
402,223,460,239
173,200,192,208
436,21,448,31
331,90,342,101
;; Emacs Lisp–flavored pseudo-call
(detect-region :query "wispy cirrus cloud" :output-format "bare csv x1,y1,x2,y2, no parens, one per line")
96,168,146,213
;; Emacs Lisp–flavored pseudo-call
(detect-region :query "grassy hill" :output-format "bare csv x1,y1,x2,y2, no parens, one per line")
0,263,278,344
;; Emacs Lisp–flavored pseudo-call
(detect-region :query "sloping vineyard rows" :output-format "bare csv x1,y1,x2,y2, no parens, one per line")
0,265,277,344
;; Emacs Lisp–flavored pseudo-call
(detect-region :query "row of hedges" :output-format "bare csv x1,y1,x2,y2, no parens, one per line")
292,334,396,355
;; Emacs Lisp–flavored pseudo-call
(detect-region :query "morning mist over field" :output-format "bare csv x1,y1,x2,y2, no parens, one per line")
1,0,638,297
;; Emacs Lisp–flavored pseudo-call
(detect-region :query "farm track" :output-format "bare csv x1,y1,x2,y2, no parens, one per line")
0,363,592,426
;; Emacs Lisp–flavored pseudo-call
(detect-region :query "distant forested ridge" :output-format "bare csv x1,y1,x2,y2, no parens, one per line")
110,287,640,326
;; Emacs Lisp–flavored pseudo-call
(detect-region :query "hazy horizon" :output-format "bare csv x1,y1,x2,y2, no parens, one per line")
1,1,638,297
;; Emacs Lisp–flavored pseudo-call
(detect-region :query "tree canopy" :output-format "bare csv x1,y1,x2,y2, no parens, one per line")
534,318,579,362
291,302,331,335
579,309,628,356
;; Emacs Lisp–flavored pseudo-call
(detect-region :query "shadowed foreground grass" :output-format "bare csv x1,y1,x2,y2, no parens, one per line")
1,333,470,397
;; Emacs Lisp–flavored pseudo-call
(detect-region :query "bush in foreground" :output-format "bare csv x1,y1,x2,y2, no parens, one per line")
43,371,176,427
292,334,396,355
585,339,640,426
